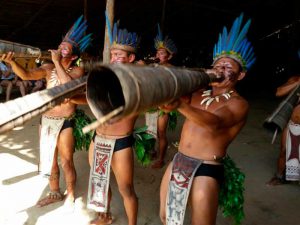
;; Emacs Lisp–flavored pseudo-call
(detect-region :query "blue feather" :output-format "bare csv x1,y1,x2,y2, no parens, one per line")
117,29,122,44
157,24,163,41
247,57,256,69
112,23,118,43
233,19,251,50
213,44,217,58
244,46,254,61
212,12,255,70
63,15,92,53
105,10,113,44
122,29,128,45
221,27,228,51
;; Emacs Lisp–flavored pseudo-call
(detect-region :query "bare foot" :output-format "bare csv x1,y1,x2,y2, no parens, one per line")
151,160,164,169
90,212,113,225
266,176,290,186
36,191,64,207
62,194,75,212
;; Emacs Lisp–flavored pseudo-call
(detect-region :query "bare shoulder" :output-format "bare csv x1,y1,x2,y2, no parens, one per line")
226,95,249,116
39,63,54,71
70,66,84,79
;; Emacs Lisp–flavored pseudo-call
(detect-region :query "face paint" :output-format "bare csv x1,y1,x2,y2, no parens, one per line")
59,42,73,58
110,49,130,64
213,58,240,81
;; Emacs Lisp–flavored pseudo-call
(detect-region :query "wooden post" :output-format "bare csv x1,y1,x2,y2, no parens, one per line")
103,0,115,63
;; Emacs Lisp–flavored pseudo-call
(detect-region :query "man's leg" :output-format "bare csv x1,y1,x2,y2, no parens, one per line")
267,127,288,185
111,147,138,225
189,176,220,225
32,80,44,93
36,148,63,207
152,114,169,168
15,80,26,96
159,162,172,225
1,80,12,101
57,127,76,204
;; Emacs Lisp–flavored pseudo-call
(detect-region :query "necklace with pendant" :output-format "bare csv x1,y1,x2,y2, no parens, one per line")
200,90,234,109
49,67,73,87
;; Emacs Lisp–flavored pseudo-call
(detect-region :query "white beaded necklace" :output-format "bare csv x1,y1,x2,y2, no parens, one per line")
200,90,234,109
49,67,73,86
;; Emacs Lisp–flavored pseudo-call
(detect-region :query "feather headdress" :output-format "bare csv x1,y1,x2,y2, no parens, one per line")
154,24,177,55
62,15,92,53
105,12,139,53
213,13,255,71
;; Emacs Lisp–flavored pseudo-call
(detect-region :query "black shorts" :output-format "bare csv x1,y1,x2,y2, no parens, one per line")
194,163,224,185
61,119,75,130
93,133,134,152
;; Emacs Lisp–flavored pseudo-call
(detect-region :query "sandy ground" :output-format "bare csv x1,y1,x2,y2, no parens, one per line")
1,96,300,225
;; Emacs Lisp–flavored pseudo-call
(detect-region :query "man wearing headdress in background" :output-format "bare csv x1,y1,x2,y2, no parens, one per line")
159,13,255,225
267,49,300,185
86,18,139,225
145,24,179,169
1,15,92,207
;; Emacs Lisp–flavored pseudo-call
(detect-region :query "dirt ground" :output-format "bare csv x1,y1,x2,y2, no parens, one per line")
1,96,300,225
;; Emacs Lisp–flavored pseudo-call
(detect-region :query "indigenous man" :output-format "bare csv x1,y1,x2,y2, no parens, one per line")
87,22,139,225
159,13,255,225
267,71,300,185
1,15,92,207
146,24,178,168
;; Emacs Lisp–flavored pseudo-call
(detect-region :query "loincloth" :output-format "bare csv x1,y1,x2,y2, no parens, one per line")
39,115,69,177
145,110,159,138
87,134,133,212
166,152,203,225
286,121,300,181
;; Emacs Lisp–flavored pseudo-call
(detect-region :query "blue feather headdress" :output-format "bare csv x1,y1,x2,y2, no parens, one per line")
154,24,177,55
62,15,92,53
213,13,255,71
105,12,139,53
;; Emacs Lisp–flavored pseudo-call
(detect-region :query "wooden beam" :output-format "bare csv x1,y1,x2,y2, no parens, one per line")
103,0,115,63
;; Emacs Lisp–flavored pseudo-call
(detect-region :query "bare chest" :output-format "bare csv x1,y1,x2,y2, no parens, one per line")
46,67,73,88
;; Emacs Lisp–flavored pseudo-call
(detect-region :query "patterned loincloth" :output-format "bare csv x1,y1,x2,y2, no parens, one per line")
145,110,159,138
166,152,203,225
39,115,65,177
286,121,300,181
87,135,116,212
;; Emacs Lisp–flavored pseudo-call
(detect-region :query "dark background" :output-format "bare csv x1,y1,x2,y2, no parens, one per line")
0,0,299,98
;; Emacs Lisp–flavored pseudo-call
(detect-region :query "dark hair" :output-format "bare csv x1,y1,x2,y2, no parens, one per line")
72,45,81,58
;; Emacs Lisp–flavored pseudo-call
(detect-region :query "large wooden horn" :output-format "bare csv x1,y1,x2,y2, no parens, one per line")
0,76,87,134
263,85,300,132
0,39,43,58
85,63,219,128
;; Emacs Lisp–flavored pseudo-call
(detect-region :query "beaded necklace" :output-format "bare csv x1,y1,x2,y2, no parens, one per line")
49,67,73,86
200,90,234,109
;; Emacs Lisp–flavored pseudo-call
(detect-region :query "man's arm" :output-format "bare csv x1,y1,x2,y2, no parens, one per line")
1,52,48,80
276,76,300,97
176,97,249,132
49,49,84,84
69,93,88,105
